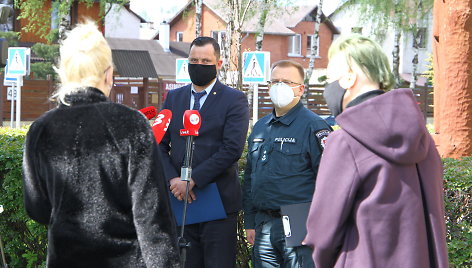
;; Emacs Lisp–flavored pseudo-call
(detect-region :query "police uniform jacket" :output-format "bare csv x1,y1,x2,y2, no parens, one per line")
243,101,331,229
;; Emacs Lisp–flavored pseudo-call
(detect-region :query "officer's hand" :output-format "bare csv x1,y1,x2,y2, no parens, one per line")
245,229,255,245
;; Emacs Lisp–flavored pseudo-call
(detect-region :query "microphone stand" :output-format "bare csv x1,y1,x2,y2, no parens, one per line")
178,135,194,267
177,110,201,268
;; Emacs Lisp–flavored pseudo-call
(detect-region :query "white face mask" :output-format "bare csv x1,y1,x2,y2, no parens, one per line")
269,82,297,108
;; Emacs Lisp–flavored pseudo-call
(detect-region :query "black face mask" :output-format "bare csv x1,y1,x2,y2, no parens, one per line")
188,63,217,86
323,80,347,117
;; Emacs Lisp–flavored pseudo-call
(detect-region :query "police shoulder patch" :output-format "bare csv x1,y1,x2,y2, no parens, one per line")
314,129,331,151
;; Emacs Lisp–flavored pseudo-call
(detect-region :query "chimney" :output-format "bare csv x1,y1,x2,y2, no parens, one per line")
159,21,170,52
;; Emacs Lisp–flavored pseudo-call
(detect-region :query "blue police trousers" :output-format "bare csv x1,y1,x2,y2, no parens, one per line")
253,213,315,268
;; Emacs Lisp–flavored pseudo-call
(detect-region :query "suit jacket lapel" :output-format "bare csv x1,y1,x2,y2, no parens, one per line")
179,84,192,112
199,80,222,115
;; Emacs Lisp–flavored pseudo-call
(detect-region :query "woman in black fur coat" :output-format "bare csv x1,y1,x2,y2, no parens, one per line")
22,21,179,268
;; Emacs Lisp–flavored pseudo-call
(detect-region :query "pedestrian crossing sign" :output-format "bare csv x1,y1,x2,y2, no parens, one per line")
176,58,191,84
7,47,30,76
243,51,270,83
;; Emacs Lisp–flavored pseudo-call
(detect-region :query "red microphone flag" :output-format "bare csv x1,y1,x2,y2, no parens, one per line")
180,110,201,136
152,109,172,144
139,106,157,120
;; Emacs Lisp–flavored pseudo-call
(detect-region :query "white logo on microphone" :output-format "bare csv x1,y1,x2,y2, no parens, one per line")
190,114,200,125
153,114,164,126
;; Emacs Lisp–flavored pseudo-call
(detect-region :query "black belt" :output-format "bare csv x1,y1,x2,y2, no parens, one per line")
260,209,281,218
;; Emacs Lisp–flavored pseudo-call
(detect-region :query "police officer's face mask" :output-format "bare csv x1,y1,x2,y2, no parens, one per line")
269,82,297,108
323,80,346,117
188,63,217,86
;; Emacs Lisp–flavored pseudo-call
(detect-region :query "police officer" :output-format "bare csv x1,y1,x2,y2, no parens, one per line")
243,60,331,268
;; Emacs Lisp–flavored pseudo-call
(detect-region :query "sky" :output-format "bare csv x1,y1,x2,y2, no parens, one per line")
130,0,342,25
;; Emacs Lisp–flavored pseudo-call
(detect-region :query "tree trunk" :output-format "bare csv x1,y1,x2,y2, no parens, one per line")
303,0,323,107
255,0,269,51
410,29,419,90
219,21,233,84
250,0,270,113
195,0,203,37
392,27,402,88
58,1,72,41
433,0,472,158
410,3,424,90
235,29,243,90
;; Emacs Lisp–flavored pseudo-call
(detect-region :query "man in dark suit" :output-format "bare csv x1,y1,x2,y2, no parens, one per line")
159,36,249,268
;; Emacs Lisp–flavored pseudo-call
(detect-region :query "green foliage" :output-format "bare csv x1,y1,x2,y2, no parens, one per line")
0,127,47,268
443,157,472,267
31,43,59,64
339,0,433,41
30,43,60,80
237,139,252,268
0,32,19,47
15,0,129,41
1,127,470,267
423,53,434,87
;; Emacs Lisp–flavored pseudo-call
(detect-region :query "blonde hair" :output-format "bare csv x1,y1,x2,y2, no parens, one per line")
328,35,394,91
53,20,113,105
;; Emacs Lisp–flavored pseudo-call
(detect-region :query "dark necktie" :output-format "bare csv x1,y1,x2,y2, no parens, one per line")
192,91,207,110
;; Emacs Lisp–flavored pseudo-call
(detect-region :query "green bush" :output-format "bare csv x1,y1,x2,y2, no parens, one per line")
237,143,251,268
1,126,470,267
0,127,47,268
443,157,472,267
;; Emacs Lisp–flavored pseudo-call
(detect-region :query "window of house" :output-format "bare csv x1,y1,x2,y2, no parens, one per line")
176,32,183,42
288,34,301,56
414,28,427,49
307,35,320,56
211,31,226,51
351,27,363,34
116,93,124,104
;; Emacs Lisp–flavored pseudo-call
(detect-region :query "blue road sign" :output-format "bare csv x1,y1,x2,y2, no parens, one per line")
7,47,30,76
176,58,191,84
4,59,20,86
243,51,270,83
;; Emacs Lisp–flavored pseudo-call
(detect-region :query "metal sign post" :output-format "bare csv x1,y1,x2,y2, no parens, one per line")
9,83,14,128
15,77,22,128
5,47,29,128
0,205,6,268
253,84,258,123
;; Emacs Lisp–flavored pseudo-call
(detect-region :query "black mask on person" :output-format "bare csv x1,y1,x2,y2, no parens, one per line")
188,63,217,86
323,80,347,117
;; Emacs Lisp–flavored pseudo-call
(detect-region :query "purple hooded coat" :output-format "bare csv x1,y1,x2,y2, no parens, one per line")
305,89,449,268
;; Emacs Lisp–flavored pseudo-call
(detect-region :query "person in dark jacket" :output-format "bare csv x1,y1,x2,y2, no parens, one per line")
159,36,249,268
243,60,332,268
304,35,449,268
22,21,179,268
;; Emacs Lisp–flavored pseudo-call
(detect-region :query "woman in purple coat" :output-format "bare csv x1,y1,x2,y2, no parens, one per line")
305,35,449,268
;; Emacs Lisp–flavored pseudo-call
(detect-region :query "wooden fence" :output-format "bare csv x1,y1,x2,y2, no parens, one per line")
1,77,55,124
0,77,434,125
242,84,434,120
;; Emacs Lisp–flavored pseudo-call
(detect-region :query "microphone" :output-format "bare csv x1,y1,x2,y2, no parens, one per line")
139,106,157,120
180,110,202,137
152,109,172,144
178,110,202,259
179,110,201,182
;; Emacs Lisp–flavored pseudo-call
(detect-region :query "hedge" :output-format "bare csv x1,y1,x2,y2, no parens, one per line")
0,127,47,268
0,127,470,267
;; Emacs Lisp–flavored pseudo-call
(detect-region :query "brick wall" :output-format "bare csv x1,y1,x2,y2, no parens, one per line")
168,4,334,69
